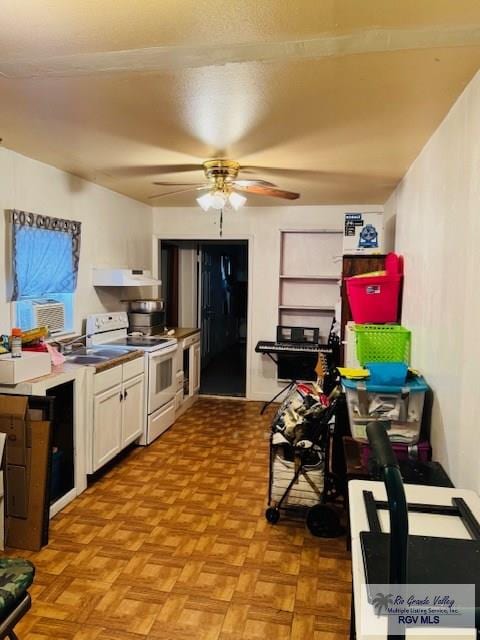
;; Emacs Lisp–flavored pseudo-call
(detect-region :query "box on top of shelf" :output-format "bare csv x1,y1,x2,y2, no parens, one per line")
343,211,384,255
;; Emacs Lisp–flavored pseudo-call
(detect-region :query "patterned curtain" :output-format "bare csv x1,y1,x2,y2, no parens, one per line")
11,209,82,300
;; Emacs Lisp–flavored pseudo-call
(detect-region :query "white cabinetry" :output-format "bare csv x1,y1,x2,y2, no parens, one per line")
93,383,122,470
92,358,144,472
176,332,201,417
192,341,201,394
122,374,145,447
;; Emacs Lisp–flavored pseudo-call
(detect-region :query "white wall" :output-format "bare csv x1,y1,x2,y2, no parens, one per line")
153,204,382,401
179,247,198,328
385,69,480,491
0,147,152,334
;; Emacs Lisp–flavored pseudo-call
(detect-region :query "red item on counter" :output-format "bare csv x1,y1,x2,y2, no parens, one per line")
22,343,48,352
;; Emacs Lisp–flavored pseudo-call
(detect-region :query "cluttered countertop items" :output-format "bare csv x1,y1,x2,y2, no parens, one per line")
0,325,144,384
154,327,199,340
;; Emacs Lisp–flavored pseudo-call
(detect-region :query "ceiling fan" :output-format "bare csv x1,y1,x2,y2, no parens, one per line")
147,158,300,210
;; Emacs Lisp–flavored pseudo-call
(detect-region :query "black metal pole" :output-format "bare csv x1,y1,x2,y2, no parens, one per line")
383,465,409,586
366,422,409,640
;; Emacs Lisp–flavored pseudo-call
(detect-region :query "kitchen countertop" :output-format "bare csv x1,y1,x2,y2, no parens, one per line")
51,337,144,373
93,349,143,373
156,327,200,340
5,349,144,386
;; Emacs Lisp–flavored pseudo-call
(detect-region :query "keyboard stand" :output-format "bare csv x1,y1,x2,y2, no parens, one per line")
261,380,297,415
259,352,297,415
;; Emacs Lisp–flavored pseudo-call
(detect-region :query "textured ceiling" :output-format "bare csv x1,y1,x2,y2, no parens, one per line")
1,1,480,206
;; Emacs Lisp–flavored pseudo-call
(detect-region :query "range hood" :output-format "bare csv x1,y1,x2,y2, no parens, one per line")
93,268,161,287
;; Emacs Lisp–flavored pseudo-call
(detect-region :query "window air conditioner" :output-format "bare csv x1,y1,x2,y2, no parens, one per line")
32,299,66,335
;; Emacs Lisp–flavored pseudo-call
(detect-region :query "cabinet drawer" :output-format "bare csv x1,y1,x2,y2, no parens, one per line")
182,333,200,348
148,400,175,442
123,356,145,381
94,365,122,394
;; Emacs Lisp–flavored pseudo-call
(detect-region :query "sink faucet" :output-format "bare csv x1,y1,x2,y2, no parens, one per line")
55,333,93,354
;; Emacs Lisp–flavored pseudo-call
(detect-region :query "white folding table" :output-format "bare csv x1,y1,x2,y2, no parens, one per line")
349,479,480,639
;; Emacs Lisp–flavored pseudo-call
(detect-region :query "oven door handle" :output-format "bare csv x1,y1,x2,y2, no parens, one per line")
149,344,178,358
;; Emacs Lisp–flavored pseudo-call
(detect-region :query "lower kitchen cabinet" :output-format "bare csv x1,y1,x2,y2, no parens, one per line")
176,332,201,417
93,383,123,471
122,373,144,447
92,359,145,473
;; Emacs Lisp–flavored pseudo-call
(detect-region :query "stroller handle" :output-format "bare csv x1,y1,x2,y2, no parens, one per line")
366,421,409,587
366,421,398,470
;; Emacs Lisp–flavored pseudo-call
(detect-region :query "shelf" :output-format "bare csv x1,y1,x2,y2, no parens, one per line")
279,305,335,312
278,231,342,343
279,274,340,281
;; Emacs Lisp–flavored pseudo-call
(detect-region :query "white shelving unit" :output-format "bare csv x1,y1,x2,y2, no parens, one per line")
279,275,340,281
279,230,342,342
279,305,336,311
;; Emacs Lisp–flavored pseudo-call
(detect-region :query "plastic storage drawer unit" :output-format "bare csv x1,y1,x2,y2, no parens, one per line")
342,377,428,445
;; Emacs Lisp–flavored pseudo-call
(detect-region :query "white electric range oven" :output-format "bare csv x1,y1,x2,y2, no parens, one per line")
86,312,178,444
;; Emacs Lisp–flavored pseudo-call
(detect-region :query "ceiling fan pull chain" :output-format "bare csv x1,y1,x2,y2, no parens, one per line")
219,208,223,237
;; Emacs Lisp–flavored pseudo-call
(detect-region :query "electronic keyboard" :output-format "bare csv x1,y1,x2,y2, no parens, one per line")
255,340,333,355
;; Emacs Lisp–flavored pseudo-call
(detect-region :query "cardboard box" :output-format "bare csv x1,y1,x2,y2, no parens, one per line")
0,351,51,384
0,396,52,551
0,397,27,466
343,211,384,254
0,433,6,550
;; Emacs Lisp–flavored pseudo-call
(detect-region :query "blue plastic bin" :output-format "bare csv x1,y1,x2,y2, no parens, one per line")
342,376,428,444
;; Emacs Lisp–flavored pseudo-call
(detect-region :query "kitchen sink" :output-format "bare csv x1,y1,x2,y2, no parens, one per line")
65,347,131,365
91,348,131,358
67,355,109,364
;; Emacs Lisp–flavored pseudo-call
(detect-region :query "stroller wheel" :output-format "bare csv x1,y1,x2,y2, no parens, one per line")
306,504,345,538
265,507,280,524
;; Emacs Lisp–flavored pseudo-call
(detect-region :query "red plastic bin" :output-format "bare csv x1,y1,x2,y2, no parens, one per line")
345,252,403,323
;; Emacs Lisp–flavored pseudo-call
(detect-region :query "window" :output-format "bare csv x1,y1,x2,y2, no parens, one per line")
11,210,81,334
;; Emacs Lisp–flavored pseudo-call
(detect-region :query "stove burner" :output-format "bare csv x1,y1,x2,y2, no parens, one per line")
109,337,172,348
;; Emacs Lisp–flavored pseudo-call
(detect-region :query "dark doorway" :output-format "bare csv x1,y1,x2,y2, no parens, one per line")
158,239,248,398
199,242,248,397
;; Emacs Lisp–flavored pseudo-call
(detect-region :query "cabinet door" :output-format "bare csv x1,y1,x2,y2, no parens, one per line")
93,384,122,472
192,342,201,394
121,374,144,447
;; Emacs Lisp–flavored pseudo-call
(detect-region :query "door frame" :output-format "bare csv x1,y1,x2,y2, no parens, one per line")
153,233,254,400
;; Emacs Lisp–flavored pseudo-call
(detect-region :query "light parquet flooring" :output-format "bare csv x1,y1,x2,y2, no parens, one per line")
8,398,352,639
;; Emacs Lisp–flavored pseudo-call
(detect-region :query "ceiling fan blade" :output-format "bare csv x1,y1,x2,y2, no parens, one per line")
148,186,208,199
240,166,396,185
233,179,277,187
106,163,203,177
240,166,330,179
152,181,206,186
234,185,300,200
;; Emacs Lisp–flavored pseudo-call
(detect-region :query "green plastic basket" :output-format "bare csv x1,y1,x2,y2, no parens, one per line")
354,324,411,365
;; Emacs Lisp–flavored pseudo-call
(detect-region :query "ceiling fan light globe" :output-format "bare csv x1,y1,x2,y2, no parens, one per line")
211,192,228,209
228,192,247,210
196,192,213,211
